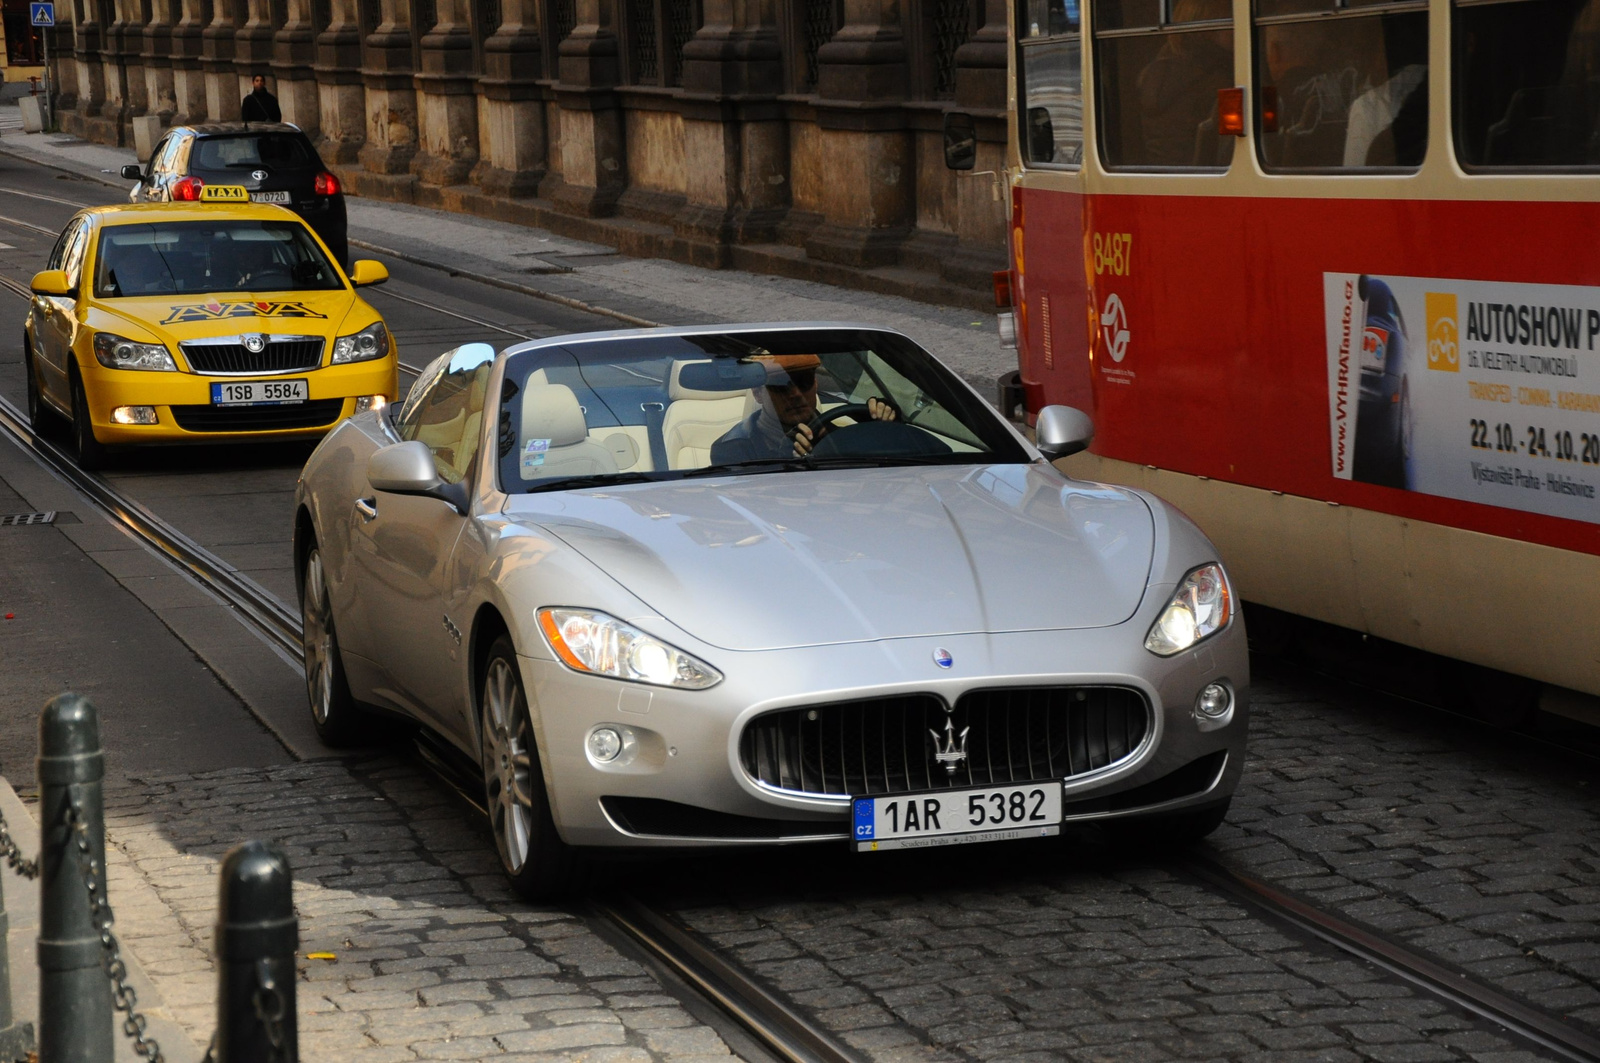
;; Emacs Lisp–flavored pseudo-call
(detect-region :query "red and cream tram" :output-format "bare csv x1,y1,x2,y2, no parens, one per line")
949,0,1600,708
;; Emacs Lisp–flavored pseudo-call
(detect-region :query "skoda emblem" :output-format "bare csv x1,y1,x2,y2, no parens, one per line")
251,169,268,182
242,333,266,353
932,647,953,669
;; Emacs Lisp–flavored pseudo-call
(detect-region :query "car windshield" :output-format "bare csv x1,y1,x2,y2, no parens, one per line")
193,134,313,170
93,220,344,298
494,329,1030,492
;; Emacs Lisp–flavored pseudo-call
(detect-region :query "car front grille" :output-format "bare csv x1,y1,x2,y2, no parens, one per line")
170,399,345,432
739,686,1151,798
180,338,323,374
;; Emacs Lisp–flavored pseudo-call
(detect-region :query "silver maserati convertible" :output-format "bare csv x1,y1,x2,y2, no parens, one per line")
292,324,1248,897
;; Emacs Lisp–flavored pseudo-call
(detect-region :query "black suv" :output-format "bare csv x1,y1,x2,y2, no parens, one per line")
122,123,349,266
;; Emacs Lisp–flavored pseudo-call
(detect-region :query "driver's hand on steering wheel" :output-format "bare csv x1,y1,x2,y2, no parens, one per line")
791,422,815,457
866,397,898,423
792,398,897,457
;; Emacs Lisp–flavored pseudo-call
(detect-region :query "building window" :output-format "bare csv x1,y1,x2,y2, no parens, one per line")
800,0,840,91
476,0,501,37
1454,0,1600,169
414,0,437,33
1094,0,1234,169
549,0,576,49
627,0,660,82
1017,0,1083,167
664,0,697,86
931,0,975,99
361,0,382,34
1255,0,1427,170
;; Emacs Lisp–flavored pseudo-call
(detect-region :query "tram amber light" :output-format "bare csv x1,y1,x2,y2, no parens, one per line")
111,406,158,425
993,270,1013,309
1217,87,1246,137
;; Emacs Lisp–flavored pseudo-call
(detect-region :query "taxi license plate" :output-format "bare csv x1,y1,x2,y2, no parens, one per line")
853,783,1062,852
249,191,291,204
210,380,307,406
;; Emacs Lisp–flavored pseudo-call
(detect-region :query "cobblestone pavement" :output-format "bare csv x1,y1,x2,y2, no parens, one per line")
103,757,747,1063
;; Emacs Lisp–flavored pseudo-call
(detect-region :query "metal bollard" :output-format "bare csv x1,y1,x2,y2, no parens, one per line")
214,841,298,1063
36,694,113,1063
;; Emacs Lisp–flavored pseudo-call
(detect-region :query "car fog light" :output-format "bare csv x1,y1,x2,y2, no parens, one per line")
353,395,387,414
587,727,623,762
1196,682,1231,718
111,406,158,425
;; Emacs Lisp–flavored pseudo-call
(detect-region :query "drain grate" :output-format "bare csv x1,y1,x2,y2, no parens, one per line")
0,511,56,527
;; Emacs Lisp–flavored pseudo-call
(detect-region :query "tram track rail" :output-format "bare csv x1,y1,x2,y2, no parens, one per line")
2,223,1597,1063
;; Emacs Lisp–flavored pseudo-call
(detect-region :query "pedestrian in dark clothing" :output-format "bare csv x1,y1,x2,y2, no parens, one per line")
241,75,281,123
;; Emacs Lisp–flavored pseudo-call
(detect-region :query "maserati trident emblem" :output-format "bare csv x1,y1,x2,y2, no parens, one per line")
242,333,266,353
929,716,970,775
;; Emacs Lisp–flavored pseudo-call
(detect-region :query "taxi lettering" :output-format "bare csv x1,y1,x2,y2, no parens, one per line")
161,300,329,325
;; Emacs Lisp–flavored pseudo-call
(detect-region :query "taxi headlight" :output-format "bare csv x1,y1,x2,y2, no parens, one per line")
537,608,721,690
1145,563,1233,657
93,333,176,372
331,322,389,365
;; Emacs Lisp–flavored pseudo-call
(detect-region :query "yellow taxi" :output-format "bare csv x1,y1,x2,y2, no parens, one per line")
24,189,398,468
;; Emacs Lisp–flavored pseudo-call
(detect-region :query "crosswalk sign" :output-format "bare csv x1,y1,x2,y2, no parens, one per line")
30,2,54,26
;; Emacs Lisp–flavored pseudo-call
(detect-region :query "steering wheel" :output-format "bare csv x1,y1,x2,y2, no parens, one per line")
808,403,877,432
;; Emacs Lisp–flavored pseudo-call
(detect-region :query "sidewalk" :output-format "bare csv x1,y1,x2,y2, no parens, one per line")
0,114,1014,393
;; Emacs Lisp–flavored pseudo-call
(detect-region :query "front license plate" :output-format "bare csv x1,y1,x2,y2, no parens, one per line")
853,783,1062,852
210,379,308,406
249,190,291,204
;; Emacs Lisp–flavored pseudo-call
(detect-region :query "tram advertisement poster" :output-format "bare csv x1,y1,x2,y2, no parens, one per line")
1325,272,1600,525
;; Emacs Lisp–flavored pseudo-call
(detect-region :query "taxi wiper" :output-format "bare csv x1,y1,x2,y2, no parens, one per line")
523,472,657,494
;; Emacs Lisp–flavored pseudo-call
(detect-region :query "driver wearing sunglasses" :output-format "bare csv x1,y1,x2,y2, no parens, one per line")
710,354,897,464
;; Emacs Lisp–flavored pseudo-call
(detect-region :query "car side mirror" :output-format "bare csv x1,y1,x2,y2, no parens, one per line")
367,440,468,514
120,164,145,181
349,260,389,287
29,269,74,297
1035,405,1094,460
943,111,977,171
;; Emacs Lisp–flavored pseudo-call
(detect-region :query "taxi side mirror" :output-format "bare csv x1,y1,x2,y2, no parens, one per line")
349,260,389,288
1035,405,1094,460
29,270,74,297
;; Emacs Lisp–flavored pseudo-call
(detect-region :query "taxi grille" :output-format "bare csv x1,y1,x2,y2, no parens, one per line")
180,339,323,374
170,399,345,432
739,686,1150,798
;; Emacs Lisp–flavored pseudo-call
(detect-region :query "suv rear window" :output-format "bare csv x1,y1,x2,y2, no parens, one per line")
193,135,314,171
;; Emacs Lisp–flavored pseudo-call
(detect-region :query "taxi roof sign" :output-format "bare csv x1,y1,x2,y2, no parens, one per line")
199,184,249,202
30,2,54,26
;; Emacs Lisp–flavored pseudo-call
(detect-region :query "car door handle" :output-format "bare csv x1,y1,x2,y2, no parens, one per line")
354,498,378,522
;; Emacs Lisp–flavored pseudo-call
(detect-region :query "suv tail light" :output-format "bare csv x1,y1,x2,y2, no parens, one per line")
314,171,341,196
172,176,204,201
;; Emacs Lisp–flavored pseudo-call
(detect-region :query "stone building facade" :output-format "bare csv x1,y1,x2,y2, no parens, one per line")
46,0,1009,304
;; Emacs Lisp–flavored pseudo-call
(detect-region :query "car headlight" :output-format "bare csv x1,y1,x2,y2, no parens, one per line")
93,333,176,372
538,608,722,690
1145,563,1233,657
331,321,389,365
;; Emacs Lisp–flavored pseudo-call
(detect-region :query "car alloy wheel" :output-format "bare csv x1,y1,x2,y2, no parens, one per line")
300,543,360,744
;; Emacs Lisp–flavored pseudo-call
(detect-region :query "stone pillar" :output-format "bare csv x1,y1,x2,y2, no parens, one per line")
201,2,240,120
412,0,480,186
473,0,548,196
272,0,320,133
66,0,105,137
51,4,80,118
116,0,149,139
315,0,366,164
141,0,178,125
357,0,420,193
92,0,133,143
671,0,787,262
170,0,207,124
234,0,278,105
550,0,626,216
807,0,914,267
943,0,1007,282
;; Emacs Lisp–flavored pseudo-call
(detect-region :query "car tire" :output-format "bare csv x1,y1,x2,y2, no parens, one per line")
301,542,364,746
24,342,48,432
480,635,586,901
70,371,109,470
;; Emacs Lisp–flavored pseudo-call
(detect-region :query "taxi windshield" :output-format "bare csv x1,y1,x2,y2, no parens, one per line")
489,329,1029,493
93,220,344,298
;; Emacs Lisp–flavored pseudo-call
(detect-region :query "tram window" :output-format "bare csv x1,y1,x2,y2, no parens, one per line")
1254,2,1428,170
1093,0,1236,170
1455,0,1600,169
1018,0,1085,167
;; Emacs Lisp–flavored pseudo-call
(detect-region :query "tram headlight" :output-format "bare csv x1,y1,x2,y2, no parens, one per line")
1145,563,1232,657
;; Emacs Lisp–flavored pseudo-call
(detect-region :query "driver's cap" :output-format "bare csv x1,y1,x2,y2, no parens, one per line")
753,353,821,384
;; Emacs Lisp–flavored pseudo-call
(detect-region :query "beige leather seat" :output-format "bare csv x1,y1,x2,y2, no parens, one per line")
519,383,618,480
661,360,757,469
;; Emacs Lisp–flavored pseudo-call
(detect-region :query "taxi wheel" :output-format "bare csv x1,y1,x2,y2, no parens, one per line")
23,347,47,431
301,543,363,746
70,373,109,471
480,636,586,901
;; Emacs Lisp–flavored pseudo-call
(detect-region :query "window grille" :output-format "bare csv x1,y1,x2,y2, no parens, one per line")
414,0,437,32
930,0,971,98
477,0,501,36
550,0,576,47
800,0,838,90
311,0,331,31
628,0,659,82
361,0,381,34
664,0,696,86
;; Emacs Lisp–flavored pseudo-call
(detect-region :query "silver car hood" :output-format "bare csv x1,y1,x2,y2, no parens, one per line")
506,464,1155,651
